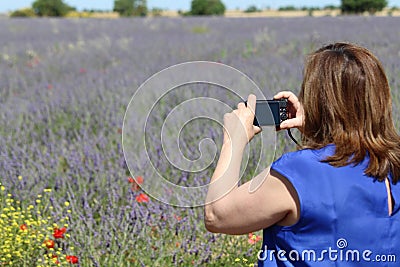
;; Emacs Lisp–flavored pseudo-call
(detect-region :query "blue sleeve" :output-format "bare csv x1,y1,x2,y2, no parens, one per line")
270,149,321,230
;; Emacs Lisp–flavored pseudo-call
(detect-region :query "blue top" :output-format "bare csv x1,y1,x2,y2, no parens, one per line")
258,144,400,266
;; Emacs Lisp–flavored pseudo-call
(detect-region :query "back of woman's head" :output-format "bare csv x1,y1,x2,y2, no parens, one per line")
299,42,400,183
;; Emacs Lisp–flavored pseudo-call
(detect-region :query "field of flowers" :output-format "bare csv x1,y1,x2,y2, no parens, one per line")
1,16,400,266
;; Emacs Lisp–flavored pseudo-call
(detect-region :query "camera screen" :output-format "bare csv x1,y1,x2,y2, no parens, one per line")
254,101,280,126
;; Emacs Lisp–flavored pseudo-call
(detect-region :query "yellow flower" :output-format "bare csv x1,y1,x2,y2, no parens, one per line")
0,184,74,265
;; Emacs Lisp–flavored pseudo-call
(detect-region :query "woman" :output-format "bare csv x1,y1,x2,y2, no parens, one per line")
204,42,400,266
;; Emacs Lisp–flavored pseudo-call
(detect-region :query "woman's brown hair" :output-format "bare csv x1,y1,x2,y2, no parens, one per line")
299,42,400,183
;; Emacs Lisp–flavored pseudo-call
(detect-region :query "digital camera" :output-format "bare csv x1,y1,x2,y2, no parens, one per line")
246,99,288,127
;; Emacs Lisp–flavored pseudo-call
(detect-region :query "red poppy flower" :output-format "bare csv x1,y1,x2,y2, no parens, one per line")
44,239,55,249
53,227,67,239
128,176,143,184
20,224,28,231
248,233,262,244
130,176,144,191
136,176,144,184
135,193,149,203
66,255,79,264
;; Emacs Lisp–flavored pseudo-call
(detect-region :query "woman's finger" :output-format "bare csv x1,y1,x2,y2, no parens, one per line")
280,118,302,129
274,91,299,104
246,94,257,115
253,125,262,134
237,102,246,109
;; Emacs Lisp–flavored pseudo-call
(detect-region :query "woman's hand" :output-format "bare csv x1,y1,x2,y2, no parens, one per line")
223,94,262,147
274,91,304,132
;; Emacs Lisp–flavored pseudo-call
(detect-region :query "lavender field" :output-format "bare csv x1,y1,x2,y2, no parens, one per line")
1,16,400,266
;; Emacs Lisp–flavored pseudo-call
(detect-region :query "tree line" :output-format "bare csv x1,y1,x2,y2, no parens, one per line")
10,0,392,17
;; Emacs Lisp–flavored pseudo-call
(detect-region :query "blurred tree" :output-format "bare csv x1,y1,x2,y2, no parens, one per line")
278,5,297,11
341,0,388,14
113,0,147,17
190,0,226,15
10,8,36,17
324,5,339,10
32,0,75,17
244,5,261,13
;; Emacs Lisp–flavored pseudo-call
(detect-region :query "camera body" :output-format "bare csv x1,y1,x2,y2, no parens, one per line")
246,99,288,127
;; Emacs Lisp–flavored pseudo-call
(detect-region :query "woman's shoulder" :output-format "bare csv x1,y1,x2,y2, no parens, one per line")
271,144,337,177
275,144,335,164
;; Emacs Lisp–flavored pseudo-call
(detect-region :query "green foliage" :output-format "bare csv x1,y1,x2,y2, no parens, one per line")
10,8,36,17
113,0,147,17
341,0,388,14
244,5,261,13
301,6,320,11
325,5,339,10
278,5,297,11
190,0,226,16
32,0,75,17
114,0,133,16
180,11,192,16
